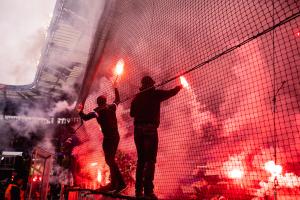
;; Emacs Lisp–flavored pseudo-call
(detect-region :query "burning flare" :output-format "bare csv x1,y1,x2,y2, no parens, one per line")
90,162,98,167
180,76,190,89
115,59,124,76
228,168,244,179
264,161,282,176
97,169,102,183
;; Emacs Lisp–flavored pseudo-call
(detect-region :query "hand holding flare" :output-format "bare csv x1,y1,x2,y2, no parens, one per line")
114,59,124,85
180,76,190,89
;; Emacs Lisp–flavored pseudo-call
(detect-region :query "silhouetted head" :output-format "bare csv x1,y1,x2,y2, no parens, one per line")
12,175,24,186
97,95,107,106
140,76,155,91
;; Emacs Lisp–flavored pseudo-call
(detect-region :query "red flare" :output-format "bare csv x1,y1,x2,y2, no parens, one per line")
264,161,282,176
115,59,124,76
180,76,189,89
97,169,102,183
228,168,244,179
90,162,97,167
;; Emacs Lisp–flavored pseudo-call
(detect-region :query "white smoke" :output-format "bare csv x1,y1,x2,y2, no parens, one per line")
0,0,55,85
153,84,216,195
49,101,76,116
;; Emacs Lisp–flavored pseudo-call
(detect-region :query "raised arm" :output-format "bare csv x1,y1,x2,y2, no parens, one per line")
113,87,120,105
156,85,182,102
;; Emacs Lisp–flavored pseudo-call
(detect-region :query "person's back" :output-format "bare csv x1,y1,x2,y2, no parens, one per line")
78,87,126,193
130,76,182,199
79,87,120,138
131,88,160,127
131,86,182,127
94,104,119,137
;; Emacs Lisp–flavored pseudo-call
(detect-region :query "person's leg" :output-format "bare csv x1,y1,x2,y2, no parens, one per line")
103,138,119,190
110,137,127,191
134,127,145,195
143,131,158,196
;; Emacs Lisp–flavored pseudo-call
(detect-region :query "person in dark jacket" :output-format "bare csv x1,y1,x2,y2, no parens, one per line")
130,76,182,199
78,86,126,193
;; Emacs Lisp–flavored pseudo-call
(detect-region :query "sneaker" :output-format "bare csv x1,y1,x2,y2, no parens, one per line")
144,192,158,200
113,184,127,194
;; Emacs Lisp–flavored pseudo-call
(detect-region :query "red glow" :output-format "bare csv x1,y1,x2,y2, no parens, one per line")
76,103,83,112
32,175,42,182
296,32,300,37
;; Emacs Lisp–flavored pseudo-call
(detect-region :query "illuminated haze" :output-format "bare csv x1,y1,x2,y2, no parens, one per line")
0,0,56,85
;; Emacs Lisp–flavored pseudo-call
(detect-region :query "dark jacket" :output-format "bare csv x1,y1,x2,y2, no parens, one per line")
130,86,181,127
79,88,120,138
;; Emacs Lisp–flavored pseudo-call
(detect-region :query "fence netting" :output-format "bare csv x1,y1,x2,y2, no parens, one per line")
73,0,300,199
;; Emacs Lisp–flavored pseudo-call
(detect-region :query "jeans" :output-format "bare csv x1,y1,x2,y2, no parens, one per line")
102,136,125,188
134,124,158,194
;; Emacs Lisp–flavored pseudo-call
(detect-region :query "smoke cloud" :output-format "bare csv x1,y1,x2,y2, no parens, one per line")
0,0,55,85
76,1,300,198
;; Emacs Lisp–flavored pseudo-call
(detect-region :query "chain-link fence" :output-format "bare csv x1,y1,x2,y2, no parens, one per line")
75,1,300,199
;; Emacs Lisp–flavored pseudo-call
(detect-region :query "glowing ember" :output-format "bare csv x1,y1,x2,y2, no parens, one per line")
105,171,111,184
228,169,244,179
180,76,189,89
97,169,102,183
223,153,245,180
115,59,124,76
32,175,42,182
90,162,98,167
264,161,282,176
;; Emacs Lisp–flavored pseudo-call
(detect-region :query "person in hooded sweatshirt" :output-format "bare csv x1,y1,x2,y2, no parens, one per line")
78,85,126,193
130,76,182,199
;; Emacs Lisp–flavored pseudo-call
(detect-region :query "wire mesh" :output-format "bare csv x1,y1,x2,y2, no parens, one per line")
74,0,300,199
